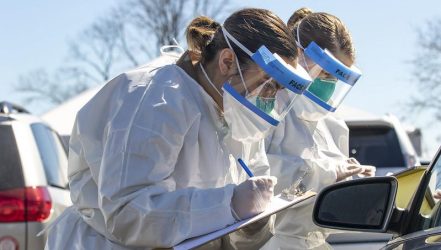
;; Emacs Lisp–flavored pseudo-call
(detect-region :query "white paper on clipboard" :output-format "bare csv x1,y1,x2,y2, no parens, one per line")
173,190,316,250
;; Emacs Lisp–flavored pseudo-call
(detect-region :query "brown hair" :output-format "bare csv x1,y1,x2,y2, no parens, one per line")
185,8,297,66
288,7,355,62
185,16,221,60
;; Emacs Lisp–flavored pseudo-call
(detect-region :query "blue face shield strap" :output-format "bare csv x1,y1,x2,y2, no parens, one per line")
251,46,311,94
304,91,336,112
221,27,312,95
304,42,362,86
223,83,279,126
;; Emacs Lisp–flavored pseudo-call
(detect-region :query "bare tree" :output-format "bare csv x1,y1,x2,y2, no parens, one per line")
408,19,441,121
67,16,121,83
14,68,89,105
126,0,231,57
15,0,231,108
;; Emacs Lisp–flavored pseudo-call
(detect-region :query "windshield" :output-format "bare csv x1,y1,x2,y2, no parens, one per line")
349,125,405,168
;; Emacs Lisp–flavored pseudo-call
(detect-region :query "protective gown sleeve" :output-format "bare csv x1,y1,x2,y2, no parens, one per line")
77,70,236,248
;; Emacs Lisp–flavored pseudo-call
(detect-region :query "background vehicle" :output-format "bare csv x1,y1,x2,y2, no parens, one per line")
314,145,441,250
328,112,421,248
345,114,420,176
0,102,71,250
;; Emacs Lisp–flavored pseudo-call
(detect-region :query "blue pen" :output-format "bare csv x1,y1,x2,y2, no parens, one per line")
238,158,254,177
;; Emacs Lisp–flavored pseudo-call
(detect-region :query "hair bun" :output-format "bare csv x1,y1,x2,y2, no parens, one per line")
186,16,221,54
287,7,313,30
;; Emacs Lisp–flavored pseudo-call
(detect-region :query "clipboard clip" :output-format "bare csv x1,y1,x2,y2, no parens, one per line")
281,167,312,200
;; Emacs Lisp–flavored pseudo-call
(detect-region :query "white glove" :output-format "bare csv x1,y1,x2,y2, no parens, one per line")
336,158,376,181
336,163,363,182
347,157,376,177
357,165,376,177
231,176,277,220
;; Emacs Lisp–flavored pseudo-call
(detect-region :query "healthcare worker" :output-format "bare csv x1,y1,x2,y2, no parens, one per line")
262,8,376,250
46,8,312,250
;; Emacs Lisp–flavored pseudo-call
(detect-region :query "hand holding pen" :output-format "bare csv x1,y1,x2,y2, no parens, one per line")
230,158,278,220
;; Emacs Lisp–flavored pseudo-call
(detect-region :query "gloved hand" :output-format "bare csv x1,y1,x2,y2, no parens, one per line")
347,158,376,177
335,163,363,182
336,158,377,181
231,176,277,220
357,165,376,177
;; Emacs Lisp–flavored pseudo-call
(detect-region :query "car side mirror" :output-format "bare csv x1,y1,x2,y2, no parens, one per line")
313,177,398,232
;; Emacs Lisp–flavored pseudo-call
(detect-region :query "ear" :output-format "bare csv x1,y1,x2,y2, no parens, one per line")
218,48,237,76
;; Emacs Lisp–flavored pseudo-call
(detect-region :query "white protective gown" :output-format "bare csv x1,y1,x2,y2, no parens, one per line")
44,59,267,249
261,98,350,250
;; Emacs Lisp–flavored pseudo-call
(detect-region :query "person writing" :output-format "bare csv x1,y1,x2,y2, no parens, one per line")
45,8,309,250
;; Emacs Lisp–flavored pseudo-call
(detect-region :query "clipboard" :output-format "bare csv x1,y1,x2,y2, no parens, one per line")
173,190,316,250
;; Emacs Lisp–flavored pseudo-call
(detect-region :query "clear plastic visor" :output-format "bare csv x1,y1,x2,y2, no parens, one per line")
302,42,362,112
223,78,300,126
222,26,313,125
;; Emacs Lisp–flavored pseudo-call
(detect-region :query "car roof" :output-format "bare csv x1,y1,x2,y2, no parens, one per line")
0,101,46,125
344,117,394,127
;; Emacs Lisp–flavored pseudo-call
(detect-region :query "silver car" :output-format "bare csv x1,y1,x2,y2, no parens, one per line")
0,102,71,250
346,114,420,176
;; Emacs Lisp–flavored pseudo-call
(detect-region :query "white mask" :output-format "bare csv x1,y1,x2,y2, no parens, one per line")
292,94,328,122
199,63,273,143
223,88,274,143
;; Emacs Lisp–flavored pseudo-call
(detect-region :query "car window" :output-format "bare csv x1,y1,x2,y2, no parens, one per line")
31,123,68,188
349,126,405,168
0,125,25,190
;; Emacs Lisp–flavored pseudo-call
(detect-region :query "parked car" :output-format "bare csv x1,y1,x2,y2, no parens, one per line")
314,145,441,249
325,114,421,248
345,114,420,176
0,102,71,250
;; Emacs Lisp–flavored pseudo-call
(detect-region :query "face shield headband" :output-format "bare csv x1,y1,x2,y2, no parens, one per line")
222,26,312,95
220,26,312,125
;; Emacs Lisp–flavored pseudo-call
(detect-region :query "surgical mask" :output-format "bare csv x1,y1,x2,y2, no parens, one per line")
220,26,312,141
245,78,278,115
246,95,276,115
292,94,328,122
200,26,312,142
295,22,362,112
200,63,274,142
256,97,275,114
307,78,336,102
223,89,275,142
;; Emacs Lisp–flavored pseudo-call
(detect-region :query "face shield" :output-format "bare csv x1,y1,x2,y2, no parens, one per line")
301,41,362,112
221,27,312,126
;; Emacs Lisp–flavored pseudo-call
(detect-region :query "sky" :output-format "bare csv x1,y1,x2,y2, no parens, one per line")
1,0,441,158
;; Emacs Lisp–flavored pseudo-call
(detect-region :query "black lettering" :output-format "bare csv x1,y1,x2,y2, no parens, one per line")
335,69,350,80
288,80,306,91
